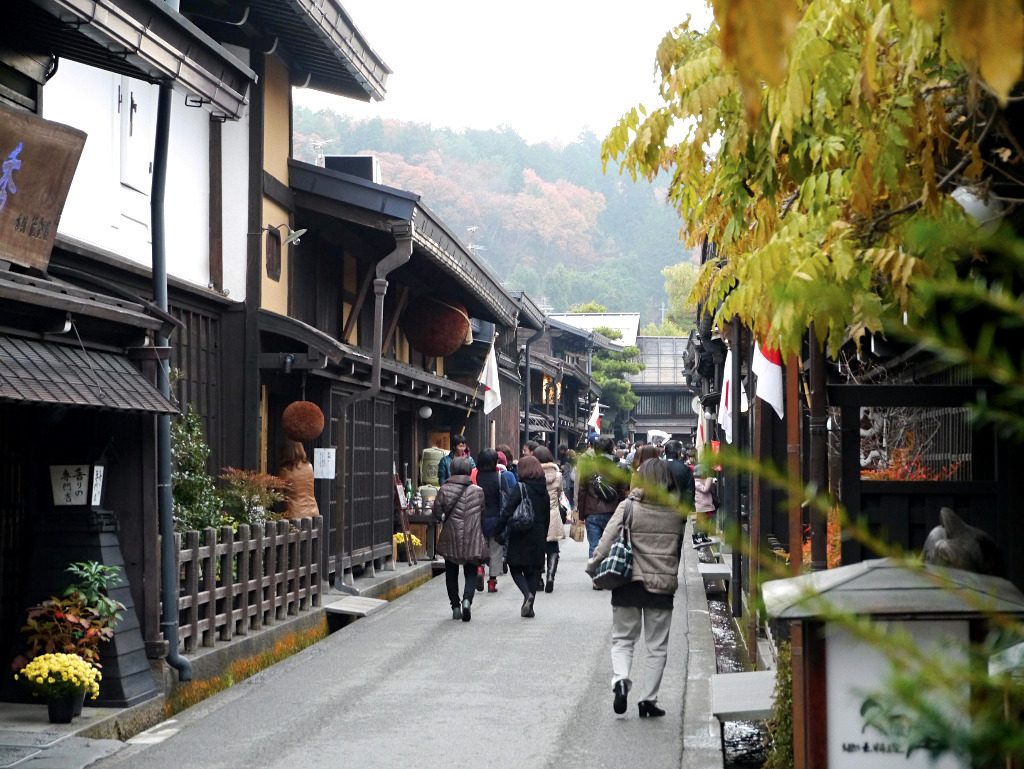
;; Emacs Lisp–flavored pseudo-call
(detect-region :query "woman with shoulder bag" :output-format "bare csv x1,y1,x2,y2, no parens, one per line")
585,458,685,718
493,455,550,618
432,456,488,622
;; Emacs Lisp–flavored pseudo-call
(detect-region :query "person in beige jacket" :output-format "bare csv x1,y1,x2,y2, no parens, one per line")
586,458,685,719
532,446,566,593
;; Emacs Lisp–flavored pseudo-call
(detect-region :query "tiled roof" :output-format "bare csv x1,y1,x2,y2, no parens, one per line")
0,337,177,413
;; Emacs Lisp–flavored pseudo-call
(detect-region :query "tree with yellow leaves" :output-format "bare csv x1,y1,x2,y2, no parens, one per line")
602,0,1023,358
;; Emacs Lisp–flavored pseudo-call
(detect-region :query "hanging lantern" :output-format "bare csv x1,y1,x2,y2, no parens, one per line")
282,401,325,441
400,297,472,357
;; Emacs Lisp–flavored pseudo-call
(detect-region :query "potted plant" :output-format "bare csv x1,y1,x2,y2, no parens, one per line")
219,467,288,527
392,531,422,561
13,652,101,723
19,562,125,667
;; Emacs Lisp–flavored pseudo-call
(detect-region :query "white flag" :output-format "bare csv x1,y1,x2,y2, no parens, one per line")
717,349,748,444
587,400,601,430
752,341,784,419
478,343,501,414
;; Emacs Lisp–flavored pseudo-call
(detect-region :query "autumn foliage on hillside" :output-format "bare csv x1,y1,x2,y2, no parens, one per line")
293,112,687,320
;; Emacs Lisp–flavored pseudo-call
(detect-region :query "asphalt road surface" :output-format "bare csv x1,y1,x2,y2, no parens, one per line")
92,536,693,769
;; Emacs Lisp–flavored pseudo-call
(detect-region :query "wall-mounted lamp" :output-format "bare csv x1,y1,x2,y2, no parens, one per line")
253,223,307,245
283,353,295,374
418,405,433,419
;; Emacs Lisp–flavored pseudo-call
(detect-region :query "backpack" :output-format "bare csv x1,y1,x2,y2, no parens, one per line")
589,473,619,503
509,482,535,531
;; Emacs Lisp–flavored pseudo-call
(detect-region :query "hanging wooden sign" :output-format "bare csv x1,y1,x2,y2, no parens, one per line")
0,102,87,271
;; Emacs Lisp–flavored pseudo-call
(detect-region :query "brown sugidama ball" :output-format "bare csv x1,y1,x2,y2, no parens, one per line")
401,297,470,357
282,401,324,441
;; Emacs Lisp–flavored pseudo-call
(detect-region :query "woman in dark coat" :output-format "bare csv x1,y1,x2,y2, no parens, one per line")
493,455,550,618
432,456,487,622
474,448,510,593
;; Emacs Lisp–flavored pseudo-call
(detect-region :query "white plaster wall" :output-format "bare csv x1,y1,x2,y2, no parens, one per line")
221,44,251,303
42,60,227,293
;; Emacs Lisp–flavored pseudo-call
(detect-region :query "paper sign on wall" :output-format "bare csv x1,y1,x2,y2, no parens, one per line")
313,448,336,479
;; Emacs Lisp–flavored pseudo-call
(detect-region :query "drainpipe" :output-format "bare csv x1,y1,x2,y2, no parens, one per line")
152,82,191,681
552,364,563,450
332,221,414,595
521,322,546,451
348,221,415,407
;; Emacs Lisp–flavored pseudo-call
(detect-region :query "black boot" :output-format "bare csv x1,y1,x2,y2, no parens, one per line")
545,552,559,593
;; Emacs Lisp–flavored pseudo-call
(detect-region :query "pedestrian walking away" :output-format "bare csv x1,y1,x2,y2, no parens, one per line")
586,458,685,718
532,445,565,594
473,448,511,593
432,457,488,621
493,454,550,618
577,436,628,564
664,439,696,511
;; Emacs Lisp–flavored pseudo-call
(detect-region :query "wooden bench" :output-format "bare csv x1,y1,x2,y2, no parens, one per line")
710,670,776,748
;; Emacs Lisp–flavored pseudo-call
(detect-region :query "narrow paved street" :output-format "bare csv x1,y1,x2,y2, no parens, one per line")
92,537,697,769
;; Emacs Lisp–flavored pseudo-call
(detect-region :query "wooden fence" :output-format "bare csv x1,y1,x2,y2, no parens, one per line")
174,518,322,652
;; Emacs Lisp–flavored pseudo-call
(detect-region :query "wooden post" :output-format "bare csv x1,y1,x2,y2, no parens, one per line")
787,354,802,576
808,326,828,571
747,395,763,661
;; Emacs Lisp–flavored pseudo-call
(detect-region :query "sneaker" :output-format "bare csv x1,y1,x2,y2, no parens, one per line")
487,577,497,593
461,598,472,622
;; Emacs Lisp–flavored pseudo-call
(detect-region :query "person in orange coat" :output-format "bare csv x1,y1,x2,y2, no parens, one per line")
278,440,320,519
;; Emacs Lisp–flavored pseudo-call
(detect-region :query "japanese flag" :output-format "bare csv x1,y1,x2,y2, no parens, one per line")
478,343,501,414
752,341,784,419
717,348,748,444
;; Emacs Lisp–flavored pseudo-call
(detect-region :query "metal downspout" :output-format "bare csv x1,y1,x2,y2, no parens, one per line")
333,221,414,595
152,82,191,680
522,323,546,450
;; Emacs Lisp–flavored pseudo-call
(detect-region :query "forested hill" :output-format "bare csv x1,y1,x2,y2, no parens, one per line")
293,108,693,324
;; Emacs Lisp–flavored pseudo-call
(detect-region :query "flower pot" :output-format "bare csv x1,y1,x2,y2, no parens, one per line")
72,688,86,717
47,694,77,724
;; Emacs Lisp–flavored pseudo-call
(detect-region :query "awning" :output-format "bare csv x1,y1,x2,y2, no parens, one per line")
0,336,177,414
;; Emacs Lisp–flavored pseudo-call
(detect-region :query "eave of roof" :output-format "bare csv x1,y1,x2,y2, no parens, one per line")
507,291,545,330
246,0,389,101
22,0,255,120
0,271,163,332
546,315,621,352
258,309,369,367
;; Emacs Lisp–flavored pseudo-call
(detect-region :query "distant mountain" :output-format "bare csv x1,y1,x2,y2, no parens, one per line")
293,108,694,324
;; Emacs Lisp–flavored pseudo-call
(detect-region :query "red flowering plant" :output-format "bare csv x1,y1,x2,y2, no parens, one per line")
17,561,125,668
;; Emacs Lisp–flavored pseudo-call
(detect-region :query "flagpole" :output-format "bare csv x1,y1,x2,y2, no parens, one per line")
460,382,482,436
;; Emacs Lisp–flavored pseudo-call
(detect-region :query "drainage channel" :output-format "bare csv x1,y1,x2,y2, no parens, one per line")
706,594,769,768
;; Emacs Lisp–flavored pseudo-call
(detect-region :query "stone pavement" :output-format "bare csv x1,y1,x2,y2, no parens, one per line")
0,518,725,769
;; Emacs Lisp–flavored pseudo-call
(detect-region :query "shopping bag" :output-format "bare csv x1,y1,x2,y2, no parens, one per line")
569,520,586,542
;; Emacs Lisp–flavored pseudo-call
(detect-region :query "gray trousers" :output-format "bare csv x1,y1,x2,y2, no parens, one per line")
486,537,504,577
610,605,673,703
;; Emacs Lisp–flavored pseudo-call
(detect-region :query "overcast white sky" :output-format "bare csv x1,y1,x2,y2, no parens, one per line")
294,1,711,145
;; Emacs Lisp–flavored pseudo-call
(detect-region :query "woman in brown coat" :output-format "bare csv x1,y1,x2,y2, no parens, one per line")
278,440,319,519
432,456,487,622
